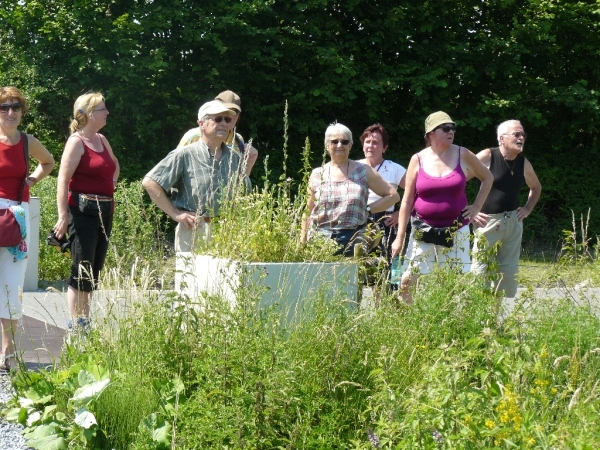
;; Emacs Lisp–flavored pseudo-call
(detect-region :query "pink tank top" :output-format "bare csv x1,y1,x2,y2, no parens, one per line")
413,147,468,227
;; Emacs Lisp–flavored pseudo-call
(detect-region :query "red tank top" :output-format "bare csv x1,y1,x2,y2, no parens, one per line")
0,135,30,202
67,135,116,206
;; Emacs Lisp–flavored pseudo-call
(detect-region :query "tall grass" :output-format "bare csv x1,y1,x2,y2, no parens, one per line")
6,261,600,448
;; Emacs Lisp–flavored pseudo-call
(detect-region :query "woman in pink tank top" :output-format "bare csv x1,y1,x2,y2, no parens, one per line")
52,92,120,340
390,111,493,303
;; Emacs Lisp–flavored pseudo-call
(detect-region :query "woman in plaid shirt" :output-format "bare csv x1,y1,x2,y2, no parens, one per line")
302,123,399,256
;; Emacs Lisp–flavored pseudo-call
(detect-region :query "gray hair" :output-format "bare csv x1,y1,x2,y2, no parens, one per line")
496,119,522,144
324,122,353,147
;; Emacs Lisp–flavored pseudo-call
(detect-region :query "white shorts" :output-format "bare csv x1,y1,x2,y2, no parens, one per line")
403,224,471,276
0,200,30,320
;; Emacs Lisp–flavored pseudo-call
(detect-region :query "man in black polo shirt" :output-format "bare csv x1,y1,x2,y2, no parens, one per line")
470,119,542,297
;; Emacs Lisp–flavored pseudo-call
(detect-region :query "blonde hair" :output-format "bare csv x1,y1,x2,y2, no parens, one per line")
69,92,105,134
0,86,28,115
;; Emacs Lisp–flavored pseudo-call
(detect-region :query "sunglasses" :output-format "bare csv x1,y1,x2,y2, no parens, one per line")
330,139,350,145
0,103,22,113
503,132,527,139
208,115,233,124
435,124,456,133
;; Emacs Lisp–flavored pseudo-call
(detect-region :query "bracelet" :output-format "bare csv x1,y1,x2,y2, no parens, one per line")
26,176,36,186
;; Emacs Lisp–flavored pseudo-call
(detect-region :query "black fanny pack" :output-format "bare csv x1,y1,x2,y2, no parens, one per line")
78,193,113,216
411,216,459,248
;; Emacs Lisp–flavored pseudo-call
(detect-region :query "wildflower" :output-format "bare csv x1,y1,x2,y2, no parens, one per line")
497,388,522,431
431,429,444,444
485,419,496,429
367,429,381,449
526,437,536,446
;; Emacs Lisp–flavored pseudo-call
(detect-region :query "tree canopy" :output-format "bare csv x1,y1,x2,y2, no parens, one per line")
1,0,599,244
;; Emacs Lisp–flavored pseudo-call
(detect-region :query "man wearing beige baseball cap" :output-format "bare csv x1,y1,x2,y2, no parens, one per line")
143,100,251,251
178,90,258,176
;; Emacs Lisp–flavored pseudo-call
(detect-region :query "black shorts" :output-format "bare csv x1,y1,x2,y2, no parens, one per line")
369,212,398,264
67,205,113,292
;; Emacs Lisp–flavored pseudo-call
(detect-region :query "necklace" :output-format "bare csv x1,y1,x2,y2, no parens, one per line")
502,154,517,176
323,161,351,228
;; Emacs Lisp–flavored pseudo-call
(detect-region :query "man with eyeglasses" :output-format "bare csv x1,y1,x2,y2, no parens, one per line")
177,90,258,176
470,119,542,297
143,100,250,251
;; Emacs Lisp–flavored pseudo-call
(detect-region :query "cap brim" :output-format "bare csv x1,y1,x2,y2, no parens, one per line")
222,102,241,112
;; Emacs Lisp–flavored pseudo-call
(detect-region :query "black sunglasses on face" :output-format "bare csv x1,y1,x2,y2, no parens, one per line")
435,124,456,133
208,116,233,124
0,103,22,113
330,139,350,145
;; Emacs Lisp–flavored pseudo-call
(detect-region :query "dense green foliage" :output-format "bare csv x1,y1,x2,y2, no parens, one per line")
1,0,600,244
33,177,171,283
5,267,600,448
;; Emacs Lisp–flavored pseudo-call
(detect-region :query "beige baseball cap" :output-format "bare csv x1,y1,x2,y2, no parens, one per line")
215,90,242,113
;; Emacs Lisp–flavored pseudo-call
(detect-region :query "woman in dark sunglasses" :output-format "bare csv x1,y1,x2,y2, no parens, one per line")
0,86,55,373
301,122,400,256
390,111,493,303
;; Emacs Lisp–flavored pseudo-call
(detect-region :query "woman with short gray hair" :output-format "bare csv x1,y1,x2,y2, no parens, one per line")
302,123,399,256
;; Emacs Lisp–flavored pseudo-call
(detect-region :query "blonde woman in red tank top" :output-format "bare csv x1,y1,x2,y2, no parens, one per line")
390,111,493,304
0,86,54,373
53,92,120,340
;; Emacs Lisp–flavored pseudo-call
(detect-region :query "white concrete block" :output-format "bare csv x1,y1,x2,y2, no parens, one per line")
24,197,40,291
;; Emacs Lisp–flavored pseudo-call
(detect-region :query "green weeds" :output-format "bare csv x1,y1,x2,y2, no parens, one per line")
33,177,171,285
4,262,599,448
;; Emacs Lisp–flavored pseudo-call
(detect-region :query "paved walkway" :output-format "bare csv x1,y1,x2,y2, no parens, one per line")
19,290,68,371
16,285,600,371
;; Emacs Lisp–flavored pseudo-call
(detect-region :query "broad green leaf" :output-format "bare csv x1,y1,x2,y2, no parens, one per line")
4,407,25,423
41,405,58,422
25,380,55,404
27,411,42,427
74,407,97,429
77,370,96,387
27,435,68,450
72,378,110,407
152,419,172,447
24,423,61,439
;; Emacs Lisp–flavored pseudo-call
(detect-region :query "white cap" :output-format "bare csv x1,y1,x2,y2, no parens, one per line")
198,100,235,120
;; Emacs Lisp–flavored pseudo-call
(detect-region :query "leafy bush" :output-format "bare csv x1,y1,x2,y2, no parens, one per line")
33,177,171,284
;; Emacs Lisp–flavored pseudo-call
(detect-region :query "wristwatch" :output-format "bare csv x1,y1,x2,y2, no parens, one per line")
366,205,372,214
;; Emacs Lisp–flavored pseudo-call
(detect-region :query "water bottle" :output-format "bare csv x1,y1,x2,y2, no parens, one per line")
390,255,402,285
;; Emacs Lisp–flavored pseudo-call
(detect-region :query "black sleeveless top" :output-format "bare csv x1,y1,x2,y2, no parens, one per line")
480,147,525,214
